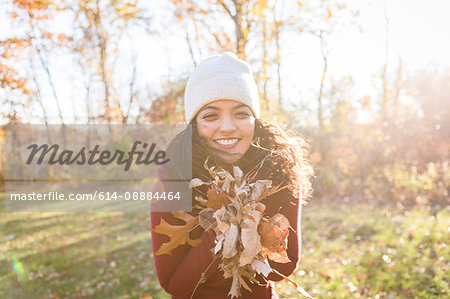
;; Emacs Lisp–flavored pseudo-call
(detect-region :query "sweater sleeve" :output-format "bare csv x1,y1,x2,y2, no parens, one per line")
150,179,219,297
265,190,302,282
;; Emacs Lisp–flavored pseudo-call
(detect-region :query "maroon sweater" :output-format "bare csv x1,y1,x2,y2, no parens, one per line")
150,166,302,299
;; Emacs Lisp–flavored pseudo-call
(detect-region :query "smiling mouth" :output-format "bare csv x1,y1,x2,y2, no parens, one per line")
214,138,240,148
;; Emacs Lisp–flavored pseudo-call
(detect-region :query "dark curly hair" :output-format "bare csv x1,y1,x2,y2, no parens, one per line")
163,118,314,206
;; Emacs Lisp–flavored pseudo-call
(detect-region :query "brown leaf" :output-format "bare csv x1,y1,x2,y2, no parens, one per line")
272,214,291,240
153,212,201,255
189,178,207,188
260,246,290,263
199,208,216,231
250,180,272,202
233,165,243,187
222,223,239,258
228,269,241,299
214,206,231,234
206,188,229,209
258,214,291,263
255,202,266,214
238,271,252,292
214,234,225,254
251,258,272,277
219,170,234,192
239,212,262,266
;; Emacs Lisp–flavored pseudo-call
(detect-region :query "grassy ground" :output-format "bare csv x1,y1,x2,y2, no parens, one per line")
278,200,449,298
0,192,448,298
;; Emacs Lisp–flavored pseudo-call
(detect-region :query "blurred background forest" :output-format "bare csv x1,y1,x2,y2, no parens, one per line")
0,0,448,298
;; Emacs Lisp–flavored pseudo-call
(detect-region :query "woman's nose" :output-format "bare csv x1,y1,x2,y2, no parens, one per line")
219,115,237,132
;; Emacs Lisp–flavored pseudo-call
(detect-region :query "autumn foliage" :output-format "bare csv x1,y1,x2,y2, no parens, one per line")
153,158,312,298
1,0,448,202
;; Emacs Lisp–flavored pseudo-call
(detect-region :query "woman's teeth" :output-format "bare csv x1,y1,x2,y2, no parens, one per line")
216,139,238,145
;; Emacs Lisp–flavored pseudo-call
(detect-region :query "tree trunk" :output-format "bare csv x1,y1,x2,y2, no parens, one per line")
233,1,246,59
381,0,389,123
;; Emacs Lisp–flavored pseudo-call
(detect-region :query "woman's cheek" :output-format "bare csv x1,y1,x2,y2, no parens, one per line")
197,123,214,139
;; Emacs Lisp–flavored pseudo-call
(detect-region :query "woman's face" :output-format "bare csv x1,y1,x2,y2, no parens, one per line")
195,100,255,164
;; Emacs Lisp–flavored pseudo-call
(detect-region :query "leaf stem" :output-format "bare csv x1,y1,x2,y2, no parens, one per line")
187,223,201,233
190,256,218,299
271,268,314,299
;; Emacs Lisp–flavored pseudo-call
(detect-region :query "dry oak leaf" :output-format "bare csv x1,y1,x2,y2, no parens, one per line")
199,208,217,231
153,211,201,255
258,213,291,263
222,223,239,258
239,211,263,266
206,188,229,209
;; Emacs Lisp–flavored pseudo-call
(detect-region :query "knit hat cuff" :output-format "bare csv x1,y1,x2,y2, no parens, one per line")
185,73,260,123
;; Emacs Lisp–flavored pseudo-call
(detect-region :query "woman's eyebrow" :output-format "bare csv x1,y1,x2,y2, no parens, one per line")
232,104,248,110
201,103,249,111
202,105,219,111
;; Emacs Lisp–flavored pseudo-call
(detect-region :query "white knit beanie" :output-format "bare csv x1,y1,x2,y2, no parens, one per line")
184,52,260,123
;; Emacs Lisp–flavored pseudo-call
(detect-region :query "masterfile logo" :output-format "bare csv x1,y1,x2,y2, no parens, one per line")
26,141,170,171
4,124,192,212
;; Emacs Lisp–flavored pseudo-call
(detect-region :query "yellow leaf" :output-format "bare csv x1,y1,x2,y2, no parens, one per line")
153,212,201,255
326,8,332,19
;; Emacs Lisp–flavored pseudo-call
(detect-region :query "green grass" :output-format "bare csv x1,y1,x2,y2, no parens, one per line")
0,193,168,299
1,193,448,298
276,200,449,298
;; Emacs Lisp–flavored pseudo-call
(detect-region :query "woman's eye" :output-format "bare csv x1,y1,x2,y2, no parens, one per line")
203,113,218,119
236,112,250,118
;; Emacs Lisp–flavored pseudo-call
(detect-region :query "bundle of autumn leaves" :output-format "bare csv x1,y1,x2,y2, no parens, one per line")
153,157,312,299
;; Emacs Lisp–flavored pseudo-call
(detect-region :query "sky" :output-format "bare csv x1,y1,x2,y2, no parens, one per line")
281,0,450,113
1,0,450,124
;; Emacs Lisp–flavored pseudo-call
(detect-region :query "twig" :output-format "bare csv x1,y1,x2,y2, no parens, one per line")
271,268,314,299
260,184,289,201
244,152,272,182
190,256,218,299
187,223,201,233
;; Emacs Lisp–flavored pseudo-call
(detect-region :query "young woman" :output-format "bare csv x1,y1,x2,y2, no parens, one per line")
150,52,313,299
